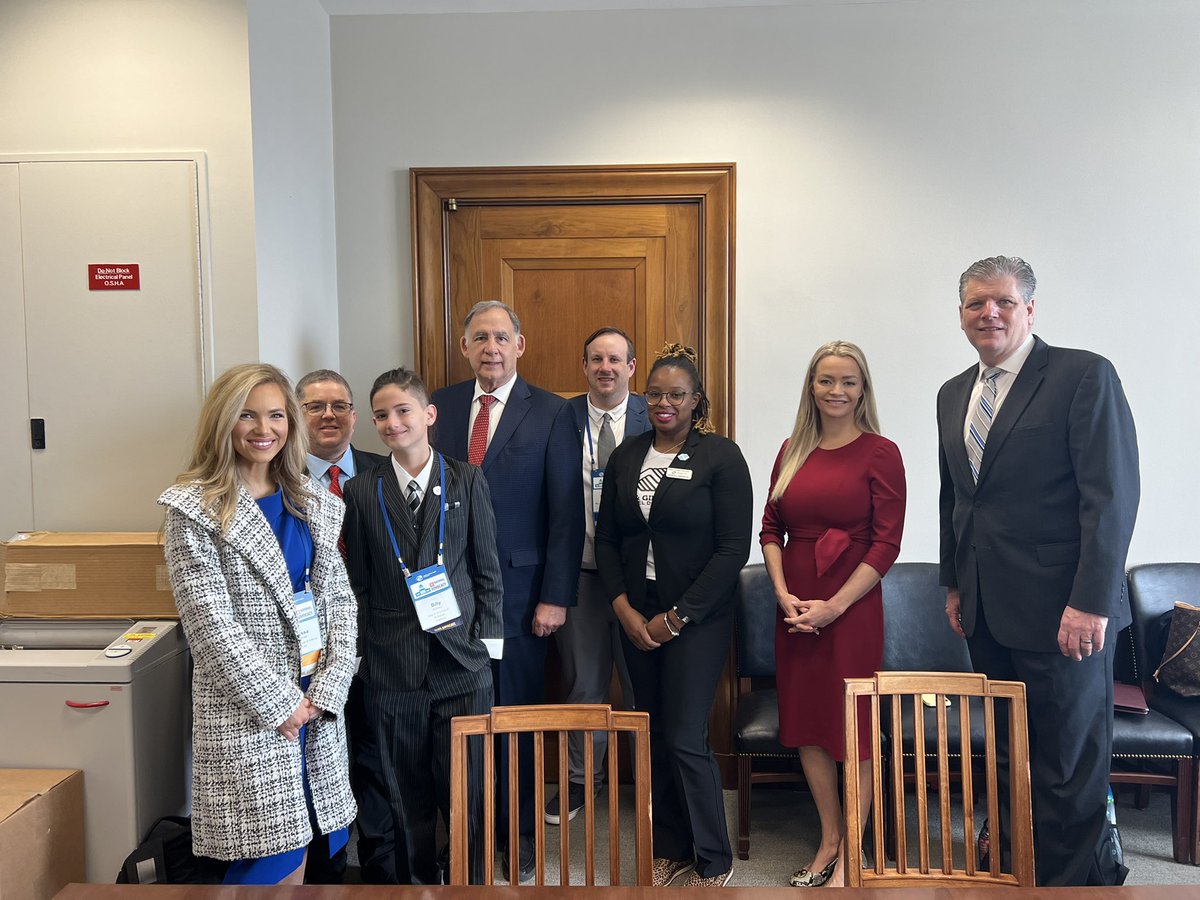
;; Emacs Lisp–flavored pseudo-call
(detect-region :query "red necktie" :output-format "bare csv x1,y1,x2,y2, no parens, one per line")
468,394,496,466
327,464,347,559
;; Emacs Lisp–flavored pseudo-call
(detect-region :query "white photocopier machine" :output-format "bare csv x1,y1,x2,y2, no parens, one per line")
0,619,190,883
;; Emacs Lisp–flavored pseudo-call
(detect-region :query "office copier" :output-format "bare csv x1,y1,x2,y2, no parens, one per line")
0,619,189,883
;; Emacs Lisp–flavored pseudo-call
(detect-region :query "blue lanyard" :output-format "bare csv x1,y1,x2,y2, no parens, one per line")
376,453,446,577
584,416,596,468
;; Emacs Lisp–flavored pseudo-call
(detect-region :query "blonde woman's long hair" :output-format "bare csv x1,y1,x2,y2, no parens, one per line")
176,363,312,533
768,341,881,503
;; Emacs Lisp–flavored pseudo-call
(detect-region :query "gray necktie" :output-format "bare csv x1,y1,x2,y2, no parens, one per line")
966,367,1002,483
406,479,421,519
597,413,615,469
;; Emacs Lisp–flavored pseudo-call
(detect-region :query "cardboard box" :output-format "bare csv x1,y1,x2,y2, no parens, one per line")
1,533,176,620
0,770,84,900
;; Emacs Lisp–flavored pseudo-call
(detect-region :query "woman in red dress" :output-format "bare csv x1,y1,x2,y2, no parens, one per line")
759,341,905,888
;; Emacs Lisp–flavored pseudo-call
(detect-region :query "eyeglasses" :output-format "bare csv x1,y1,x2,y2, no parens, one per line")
644,389,695,406
302,401,353,416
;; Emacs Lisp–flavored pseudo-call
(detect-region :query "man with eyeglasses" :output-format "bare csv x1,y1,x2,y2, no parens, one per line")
296,368,392,884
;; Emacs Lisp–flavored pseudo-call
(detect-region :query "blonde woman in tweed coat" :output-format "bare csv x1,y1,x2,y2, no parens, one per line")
159,363,357,884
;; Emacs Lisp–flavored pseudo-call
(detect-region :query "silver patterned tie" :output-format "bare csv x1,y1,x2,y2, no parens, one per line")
596,413,615,469
406,479,422,519
966,367,1002,483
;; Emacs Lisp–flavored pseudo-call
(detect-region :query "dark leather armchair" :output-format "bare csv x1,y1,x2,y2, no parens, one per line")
1123,564,1200,863
732,563,802,859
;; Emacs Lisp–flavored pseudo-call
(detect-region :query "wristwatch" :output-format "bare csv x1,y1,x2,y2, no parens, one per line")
671,606,691,625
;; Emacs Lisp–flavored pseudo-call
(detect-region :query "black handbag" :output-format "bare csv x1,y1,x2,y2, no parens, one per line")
115,816,228,884
1153,601,1200,697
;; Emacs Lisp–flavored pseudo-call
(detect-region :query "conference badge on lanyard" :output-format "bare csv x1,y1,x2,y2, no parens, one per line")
586,417,605,524
293,570,323,676
377,454,464,633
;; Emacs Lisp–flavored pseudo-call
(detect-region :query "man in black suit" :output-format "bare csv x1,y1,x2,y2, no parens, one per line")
297,368,391,884
545,327,648,824
343,367,503,885
937,256,1139,885
431,301,583,882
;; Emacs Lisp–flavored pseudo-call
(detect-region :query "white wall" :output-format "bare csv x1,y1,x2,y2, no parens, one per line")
0,0,260,371
330,0,1200,566
248,0,342,377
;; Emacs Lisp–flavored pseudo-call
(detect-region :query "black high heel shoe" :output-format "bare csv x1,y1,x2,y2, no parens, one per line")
789,858,837,887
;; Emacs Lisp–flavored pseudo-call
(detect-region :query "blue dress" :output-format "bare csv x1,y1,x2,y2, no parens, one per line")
222,488,348,885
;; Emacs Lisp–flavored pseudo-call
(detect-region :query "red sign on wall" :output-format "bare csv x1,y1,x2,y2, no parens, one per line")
88,264,140,291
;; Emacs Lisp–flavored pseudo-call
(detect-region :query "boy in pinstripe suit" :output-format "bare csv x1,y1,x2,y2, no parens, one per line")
343,368,504,883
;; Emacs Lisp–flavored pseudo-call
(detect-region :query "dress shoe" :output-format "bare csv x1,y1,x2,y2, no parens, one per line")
500,835,536,884
790,857,836,887
651,857,695,886
682,866,733,887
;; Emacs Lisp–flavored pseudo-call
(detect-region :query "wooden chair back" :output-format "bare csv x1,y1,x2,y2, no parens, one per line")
449,704,653,885
844,671,1035,887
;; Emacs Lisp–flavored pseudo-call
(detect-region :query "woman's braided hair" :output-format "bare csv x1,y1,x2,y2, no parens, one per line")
648,342,714,435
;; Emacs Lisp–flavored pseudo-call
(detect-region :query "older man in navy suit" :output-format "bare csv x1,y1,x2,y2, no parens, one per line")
938,256,1138,886
430,301,583,882
544,327,649,825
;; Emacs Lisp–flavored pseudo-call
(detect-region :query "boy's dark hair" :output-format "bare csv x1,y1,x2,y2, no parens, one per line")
370,367,430,406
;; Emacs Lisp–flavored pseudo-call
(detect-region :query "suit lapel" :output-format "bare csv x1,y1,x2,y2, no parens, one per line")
976,337,1048,485
434,381,473,460
416,456,444,561
625,396,650,439
483,376,531,472
571,395,588,436
946,366,978,492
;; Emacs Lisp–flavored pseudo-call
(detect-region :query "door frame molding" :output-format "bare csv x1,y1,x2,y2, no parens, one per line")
410,163,737,435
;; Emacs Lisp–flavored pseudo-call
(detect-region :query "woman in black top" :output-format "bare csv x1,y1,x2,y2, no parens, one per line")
595,344,753,888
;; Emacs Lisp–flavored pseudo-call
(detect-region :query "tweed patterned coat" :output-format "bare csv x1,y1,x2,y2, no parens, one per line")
158,478,358,861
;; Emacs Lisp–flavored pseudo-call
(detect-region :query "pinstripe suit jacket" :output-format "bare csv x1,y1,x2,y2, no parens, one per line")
158,478,358,860
430,375,584,637
342,453,504,692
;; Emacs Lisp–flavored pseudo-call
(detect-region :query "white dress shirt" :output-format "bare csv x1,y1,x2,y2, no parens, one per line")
580,394,629,569
469,375,518,449
962,334,1037,447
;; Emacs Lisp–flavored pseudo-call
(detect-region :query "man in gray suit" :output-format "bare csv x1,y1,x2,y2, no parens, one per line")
937,256,1139,885
546,327,649,824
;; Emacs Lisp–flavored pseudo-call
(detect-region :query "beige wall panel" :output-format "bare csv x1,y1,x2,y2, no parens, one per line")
20,161,203,531
0,164,33,537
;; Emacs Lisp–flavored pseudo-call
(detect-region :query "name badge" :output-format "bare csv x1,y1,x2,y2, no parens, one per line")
591,467,605,523
293,589,323,676
405,563,465,633
665,467,693,480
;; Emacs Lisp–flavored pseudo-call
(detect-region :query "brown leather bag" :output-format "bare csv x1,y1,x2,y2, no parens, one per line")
1154,601,1200,697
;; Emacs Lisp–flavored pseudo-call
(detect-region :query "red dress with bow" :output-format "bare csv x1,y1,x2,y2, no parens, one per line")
759,433,906,760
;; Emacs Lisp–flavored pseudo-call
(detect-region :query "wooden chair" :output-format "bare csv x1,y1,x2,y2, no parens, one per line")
844,671,1035,887
448,704,652,886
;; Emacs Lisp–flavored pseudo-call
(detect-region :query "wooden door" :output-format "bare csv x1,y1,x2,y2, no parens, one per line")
411,164,738,783
445,202,699,398
411,165,735,430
